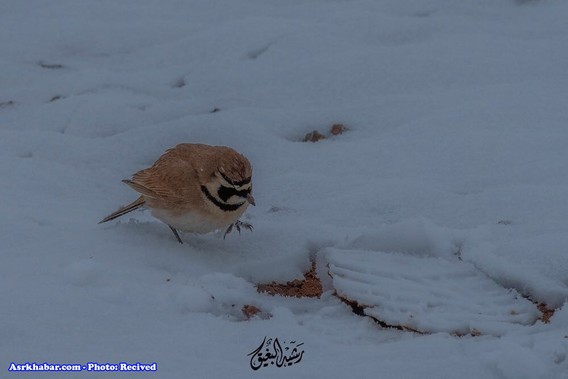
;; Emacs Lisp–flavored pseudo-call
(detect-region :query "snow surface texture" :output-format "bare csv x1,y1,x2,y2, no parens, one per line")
1,0,568,378
325,248,540,336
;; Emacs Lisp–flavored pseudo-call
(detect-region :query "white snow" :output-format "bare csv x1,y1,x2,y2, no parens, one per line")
325,248,541,336
2,0,568,378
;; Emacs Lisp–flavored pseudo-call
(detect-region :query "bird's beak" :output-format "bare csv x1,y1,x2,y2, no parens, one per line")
246,193,256,206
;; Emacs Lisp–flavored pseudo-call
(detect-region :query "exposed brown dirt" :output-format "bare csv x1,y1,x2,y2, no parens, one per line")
537,303,555,323
302,130,326,143
330,123,348,135
242,304,262,319
302,123,349,142
257,261,322,298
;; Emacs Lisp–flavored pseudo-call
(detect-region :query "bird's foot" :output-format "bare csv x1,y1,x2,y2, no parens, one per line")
224,220,254,239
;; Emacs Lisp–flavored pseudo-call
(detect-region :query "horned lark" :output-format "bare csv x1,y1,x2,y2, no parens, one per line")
99,143,255,243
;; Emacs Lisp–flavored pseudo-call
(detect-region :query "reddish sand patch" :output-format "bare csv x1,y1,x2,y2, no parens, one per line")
257,261,322,298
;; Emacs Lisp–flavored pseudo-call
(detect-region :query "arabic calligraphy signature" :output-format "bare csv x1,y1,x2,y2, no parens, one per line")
248,336,267,371
248,337,305,370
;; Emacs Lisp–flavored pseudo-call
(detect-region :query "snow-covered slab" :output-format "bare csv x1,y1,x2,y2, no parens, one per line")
324,249,541,336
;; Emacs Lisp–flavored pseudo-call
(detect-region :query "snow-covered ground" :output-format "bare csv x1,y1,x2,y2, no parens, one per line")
2,0,568,377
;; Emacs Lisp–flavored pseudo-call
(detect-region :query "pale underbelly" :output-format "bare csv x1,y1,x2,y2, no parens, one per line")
151,208,240,233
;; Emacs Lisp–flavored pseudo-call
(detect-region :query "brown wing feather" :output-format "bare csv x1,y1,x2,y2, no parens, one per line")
99,196,145,223
126,146,202,203
122,179,159,198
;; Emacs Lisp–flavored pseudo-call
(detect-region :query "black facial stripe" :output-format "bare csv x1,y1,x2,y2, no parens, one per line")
234,177,251,186
217,185,251,202
219,172,251,187
200,186,245,212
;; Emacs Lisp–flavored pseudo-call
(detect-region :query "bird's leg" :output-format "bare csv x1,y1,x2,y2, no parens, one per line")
168,225,183,244
223,223,233,239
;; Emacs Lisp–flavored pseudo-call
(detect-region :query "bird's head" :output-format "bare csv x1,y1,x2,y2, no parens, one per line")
200,149,255,212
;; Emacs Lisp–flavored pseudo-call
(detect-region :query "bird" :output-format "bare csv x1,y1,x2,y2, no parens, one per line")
99,143,255,244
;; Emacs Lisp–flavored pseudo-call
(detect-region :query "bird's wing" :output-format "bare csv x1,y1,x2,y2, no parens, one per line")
122,179,160,199
126,154,197,202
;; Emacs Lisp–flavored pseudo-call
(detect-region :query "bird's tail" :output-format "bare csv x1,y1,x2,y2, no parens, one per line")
99,196,145,224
